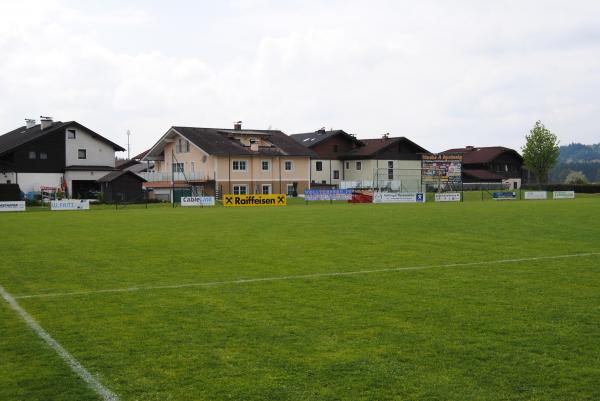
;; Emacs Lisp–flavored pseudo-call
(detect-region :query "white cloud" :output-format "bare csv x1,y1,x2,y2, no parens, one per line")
1,0,599,155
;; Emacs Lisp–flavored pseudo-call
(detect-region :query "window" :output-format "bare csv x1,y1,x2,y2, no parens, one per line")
321,180,327,184
78,149,86,159
287,184,295,196
190,162,195,174
233,185,247,195
315,161,323,171
345,162,350,169
505,164,509,172
261,184,271,194
284,161,292,171
67,129,76,139
28,151,36,159
388,161,394,168
232,160,247,171
356,161,362,171
261,160,270,171
176,138,189,153
333,170,340,180
388,161,394,180
40,152,48,160
172,163,184,173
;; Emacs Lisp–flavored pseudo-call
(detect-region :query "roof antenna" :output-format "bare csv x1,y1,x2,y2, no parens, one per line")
126,129,131,159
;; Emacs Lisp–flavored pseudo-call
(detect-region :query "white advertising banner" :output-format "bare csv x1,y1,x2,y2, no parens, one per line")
435,193,461,202
373,192,425,203
553,191,575,200
181,196,215,206
0,201,26,212
50,199,90,210
524,191,547,200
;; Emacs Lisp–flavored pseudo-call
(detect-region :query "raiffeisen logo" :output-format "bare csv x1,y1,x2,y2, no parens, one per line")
224,194,287,207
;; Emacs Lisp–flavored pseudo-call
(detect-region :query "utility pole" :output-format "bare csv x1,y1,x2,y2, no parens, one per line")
126,129,131,159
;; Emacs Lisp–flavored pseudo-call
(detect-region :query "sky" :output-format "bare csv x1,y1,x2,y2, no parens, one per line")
1,0,599,156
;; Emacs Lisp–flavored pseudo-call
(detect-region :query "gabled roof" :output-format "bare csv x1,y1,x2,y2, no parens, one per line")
290,129,360,148
343,137,429,158
96,170,146,183
144,126,317,159
0,121,125,157
442,146,522,165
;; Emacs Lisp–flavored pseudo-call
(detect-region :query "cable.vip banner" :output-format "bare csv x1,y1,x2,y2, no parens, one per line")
223,194,287,207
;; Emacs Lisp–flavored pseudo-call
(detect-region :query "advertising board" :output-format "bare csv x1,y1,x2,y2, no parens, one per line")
50,199,90,210
553,191,575,199
304,189,352,201
181,196,215,206
223,194,287,207
422,154,463,183
492,192,517,200
434,192,461,202
524,191,547,200
0,201,26,212
372,192,425,203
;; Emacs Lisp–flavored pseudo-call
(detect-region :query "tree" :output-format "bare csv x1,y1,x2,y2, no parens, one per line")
522,121,560,185
564,171,588,185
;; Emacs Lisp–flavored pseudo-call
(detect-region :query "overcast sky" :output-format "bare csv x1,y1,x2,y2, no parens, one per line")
1,0,599,155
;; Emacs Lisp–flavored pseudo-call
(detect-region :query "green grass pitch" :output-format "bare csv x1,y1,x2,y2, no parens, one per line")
1,198,600,400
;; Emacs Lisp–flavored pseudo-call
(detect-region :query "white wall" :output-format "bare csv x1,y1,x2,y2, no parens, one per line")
9,173,64,193
65,126,116,167
311,159,344,185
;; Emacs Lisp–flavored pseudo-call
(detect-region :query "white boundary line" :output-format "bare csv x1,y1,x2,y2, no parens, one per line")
13,252,600,300
0,285,119,401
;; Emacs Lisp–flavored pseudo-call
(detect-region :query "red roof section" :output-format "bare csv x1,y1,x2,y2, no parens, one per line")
442,146,522,164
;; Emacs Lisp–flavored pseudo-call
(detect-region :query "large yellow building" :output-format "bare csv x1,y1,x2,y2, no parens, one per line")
141,123,315,201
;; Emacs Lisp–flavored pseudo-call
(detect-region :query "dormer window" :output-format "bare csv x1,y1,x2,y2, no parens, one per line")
176,138,190,153
249,138,258,145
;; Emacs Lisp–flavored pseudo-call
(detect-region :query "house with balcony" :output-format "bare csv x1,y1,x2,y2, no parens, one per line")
0,117,125,197
141,122,316,201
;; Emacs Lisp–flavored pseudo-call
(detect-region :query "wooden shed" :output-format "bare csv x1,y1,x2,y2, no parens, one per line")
96,170,146,202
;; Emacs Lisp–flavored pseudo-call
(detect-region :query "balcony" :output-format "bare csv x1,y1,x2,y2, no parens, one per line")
138,171,210,183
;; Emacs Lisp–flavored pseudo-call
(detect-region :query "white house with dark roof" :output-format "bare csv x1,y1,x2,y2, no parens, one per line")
141,122,316,201
0,117,125,197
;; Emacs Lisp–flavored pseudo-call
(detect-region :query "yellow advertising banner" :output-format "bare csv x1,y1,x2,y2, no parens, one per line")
223,194,287,207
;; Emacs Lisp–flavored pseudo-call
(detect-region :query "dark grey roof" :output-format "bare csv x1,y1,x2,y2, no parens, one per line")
343,137,430,158
168,127,317,157
65,165,116,171
290,129,358,148
96,170,146,183
0,121,125,157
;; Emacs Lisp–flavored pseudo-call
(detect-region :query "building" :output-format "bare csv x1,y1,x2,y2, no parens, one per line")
0,117,125,197
442,146,524,188
290,129,361,187
96,170,146,202
341,134,430,192
292,130,430,192
141,122,315,201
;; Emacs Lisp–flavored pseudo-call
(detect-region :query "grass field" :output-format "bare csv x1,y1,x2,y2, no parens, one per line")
1,198,600,400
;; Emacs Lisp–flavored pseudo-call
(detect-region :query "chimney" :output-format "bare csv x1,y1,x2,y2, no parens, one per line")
234,121,242,130
316,127,326,135
40,116,53,130
25,118,36,129
382,133,390,140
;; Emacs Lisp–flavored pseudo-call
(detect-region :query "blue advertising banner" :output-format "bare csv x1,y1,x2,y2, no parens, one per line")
492,191,517,200
304,189,352,201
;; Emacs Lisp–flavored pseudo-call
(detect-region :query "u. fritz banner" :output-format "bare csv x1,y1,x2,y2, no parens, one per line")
223,194,287,207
